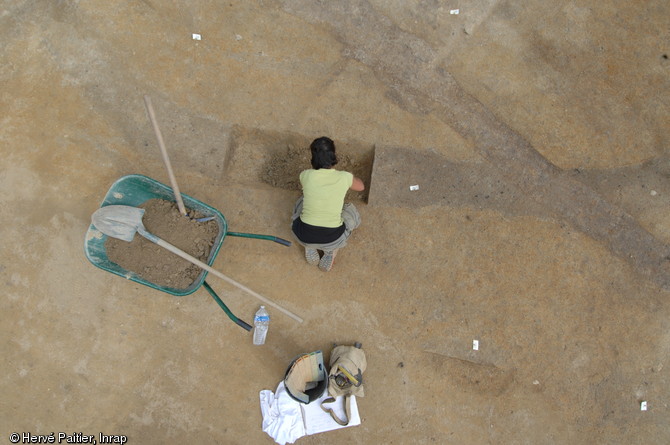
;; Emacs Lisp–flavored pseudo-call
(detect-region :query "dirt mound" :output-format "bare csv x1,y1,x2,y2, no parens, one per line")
105,199,219,290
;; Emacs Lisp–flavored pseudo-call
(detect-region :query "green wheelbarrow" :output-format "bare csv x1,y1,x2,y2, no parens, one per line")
84,174,295,330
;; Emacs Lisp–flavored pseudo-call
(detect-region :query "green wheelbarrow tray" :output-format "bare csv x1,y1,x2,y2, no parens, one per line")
84,174,226,296
84,174,290,331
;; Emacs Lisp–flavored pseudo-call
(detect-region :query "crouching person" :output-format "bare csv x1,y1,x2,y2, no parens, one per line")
291,137,365,272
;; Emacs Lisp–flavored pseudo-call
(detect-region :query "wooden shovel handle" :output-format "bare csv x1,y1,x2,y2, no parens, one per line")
152,236,304,323
143,95,188,216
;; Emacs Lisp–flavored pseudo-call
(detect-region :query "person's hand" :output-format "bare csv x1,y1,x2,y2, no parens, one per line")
351,177,365,192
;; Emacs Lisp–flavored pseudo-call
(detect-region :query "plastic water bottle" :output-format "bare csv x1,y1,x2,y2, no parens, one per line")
253,306,270,345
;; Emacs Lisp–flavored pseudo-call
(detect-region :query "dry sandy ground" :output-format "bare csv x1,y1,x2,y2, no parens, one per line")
2,1,669,444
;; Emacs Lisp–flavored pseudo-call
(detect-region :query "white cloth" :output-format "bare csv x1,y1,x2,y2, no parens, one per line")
259,382,305,445
259,381,361,445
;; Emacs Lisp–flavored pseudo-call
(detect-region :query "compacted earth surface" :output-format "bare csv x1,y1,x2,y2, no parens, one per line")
2,1,669,444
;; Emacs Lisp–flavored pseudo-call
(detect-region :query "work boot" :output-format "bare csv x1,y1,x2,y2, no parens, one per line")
305,248,320,265
319,249,338,272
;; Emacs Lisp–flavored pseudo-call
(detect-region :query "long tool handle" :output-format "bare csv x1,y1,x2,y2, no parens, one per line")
143,95,187,216
141,230,304,323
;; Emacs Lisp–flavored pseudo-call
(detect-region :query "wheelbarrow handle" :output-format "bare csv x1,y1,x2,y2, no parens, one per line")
203,281,252,331
272,237,292,247
226,232,292,247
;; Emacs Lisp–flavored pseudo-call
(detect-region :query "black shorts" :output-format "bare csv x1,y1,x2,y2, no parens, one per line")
292,217,345,244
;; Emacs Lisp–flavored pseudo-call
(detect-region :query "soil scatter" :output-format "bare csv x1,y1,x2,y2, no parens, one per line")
261,142,371,201
105,199,220,290
261,143,311,190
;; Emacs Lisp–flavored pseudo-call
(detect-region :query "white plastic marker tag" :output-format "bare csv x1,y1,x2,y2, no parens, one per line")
192,33,202,40
473,340,479,350
410,185,420,191
450,9,460,15
641,401,648,411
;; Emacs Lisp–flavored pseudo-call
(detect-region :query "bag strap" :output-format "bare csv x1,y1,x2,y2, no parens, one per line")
320,395,352,426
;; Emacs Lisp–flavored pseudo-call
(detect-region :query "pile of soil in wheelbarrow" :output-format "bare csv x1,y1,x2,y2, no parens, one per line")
105,199,219,289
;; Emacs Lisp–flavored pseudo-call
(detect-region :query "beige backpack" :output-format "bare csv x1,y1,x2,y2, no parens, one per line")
321,343,367,425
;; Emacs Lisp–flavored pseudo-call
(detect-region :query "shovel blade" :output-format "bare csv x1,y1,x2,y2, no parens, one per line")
91,205,146,242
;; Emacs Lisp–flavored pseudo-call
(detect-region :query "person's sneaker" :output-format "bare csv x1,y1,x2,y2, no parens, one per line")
319,250,338,272
305,248,320,265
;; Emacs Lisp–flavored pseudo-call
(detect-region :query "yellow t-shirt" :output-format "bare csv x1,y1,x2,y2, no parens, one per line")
299,169,353,228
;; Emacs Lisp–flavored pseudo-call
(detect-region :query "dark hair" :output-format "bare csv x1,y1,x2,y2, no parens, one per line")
310,137,338,169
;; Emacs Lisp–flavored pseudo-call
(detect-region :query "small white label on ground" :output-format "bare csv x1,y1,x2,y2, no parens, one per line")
450,9,460,15
641,401,648,411
650,190,658,196
410,185,420,191
473,340,479,350
192,33,202,40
